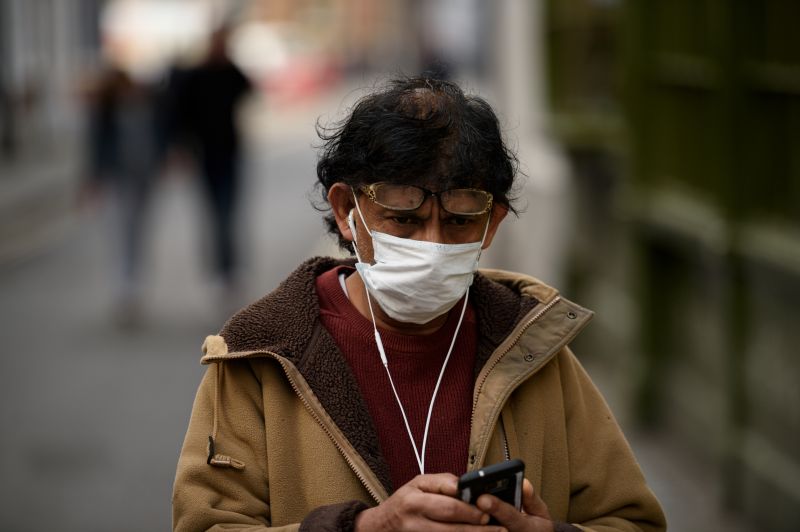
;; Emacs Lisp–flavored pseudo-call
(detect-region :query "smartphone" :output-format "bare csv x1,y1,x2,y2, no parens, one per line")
457,458,525,521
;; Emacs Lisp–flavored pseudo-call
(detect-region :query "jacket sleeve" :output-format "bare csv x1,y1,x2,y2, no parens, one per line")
172,361,280,531
172,361,365,531
558,349,667,532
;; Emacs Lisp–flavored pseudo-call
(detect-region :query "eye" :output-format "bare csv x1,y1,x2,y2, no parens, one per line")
446,216,476,226
390,215,418,225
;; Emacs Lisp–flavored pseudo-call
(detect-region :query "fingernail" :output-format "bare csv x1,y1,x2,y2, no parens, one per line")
480,513,490,525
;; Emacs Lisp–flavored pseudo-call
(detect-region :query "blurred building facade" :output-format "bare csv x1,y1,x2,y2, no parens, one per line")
0,0,103,264
547,1,800,530
0,0,102,162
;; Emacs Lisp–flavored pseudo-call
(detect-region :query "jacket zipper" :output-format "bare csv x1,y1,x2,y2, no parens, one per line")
472,295,561,414
275,356,384,504
206,350,384,504
500,416,510,461
470,296,562,466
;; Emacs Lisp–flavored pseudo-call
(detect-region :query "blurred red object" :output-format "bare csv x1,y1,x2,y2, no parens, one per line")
260,54,341,104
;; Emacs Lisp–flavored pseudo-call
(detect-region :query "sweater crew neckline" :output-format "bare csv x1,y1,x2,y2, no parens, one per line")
318,265,471,358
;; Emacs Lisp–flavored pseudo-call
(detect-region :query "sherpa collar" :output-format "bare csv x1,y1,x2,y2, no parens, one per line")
216,256,540,364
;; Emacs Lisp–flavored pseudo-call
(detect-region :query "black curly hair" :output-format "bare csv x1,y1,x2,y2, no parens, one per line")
315,76,520,251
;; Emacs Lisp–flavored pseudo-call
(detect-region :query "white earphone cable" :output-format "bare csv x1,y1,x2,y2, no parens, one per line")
349,203,474,475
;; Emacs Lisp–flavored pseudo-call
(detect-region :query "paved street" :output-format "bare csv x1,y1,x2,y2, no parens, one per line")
0,90,752,531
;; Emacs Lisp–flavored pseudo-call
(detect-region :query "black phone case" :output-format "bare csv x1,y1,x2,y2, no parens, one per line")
457,458,525,513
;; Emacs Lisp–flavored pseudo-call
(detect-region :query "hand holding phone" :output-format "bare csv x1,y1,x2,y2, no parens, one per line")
457,458,525,522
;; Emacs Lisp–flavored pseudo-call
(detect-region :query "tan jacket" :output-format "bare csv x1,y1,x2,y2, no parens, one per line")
172,257,666,531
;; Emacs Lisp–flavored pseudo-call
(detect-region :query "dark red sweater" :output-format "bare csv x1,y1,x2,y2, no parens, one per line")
316,266,476,490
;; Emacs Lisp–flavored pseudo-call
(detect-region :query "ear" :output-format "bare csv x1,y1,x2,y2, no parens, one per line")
328,183,356,242
481,203,509,250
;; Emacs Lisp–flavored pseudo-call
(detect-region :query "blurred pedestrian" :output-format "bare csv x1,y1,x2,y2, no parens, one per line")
81,62,162,326
172,76,666,531
168,26,252,300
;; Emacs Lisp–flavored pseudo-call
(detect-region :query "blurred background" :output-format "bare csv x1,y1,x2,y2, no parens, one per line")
1,0,798,530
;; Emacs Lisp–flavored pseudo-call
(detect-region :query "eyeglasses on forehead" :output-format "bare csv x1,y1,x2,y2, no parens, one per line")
359,182,493,216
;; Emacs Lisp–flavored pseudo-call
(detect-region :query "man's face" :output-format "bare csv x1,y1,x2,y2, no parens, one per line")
329,181,507,264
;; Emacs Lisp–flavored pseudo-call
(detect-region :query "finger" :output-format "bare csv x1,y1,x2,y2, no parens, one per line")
414,491,492,525
366,507,490,532
409,472,460,496
477,493,526,528
521,479,551,520
405,518,506,532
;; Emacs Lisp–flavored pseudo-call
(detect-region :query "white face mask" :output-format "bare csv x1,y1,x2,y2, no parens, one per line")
348,200,489,324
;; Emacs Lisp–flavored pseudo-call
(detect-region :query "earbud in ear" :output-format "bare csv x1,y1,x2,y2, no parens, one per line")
347,209,358,244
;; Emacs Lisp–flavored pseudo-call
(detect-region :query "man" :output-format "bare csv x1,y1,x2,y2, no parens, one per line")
172,77,666,531
168,27,252,294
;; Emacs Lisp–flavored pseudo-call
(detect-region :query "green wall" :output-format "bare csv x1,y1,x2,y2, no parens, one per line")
547,1,800,529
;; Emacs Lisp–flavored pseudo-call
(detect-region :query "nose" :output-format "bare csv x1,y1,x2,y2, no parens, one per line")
416,197,446,243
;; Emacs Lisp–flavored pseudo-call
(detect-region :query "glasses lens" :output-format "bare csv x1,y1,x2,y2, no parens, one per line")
371,184,425,210
440,189,492,215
